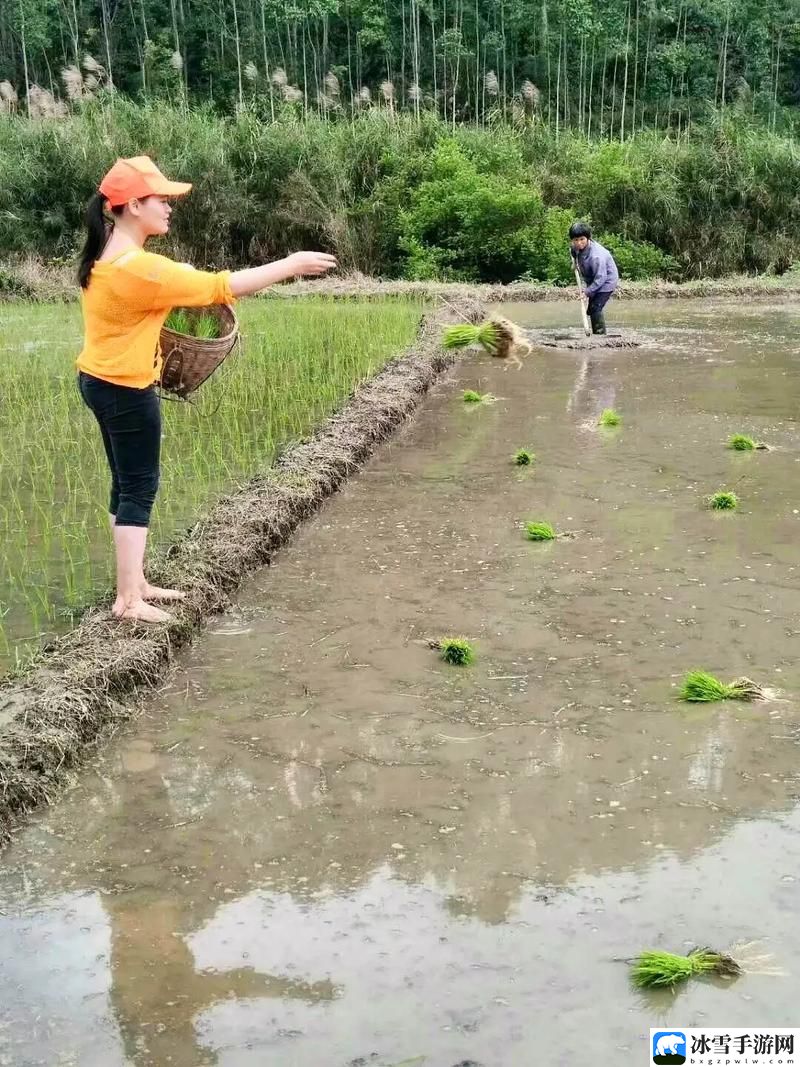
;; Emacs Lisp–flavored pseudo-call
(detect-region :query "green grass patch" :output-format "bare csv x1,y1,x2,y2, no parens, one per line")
525,521,556,541
679,670,763,702
709,490,738,510
598,408,622,427
631,948,741,989
0,297,424,670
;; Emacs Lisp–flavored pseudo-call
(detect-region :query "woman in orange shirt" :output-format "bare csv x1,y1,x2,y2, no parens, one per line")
77,155,336,623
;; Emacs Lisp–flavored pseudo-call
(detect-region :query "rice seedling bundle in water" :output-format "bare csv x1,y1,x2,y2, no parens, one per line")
514,448,534,466
709,490,738,510
729,433,756,451
442,321,500,353
631,948,742,989
433,637,475,666
525,521,556,541
679,670,764,702
598,408,621,427
462,390,485,403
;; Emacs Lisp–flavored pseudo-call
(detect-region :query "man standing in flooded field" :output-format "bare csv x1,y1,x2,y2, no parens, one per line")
569,222,619,335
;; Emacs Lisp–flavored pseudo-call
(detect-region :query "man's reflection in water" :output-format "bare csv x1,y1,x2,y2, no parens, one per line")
566,354,617,424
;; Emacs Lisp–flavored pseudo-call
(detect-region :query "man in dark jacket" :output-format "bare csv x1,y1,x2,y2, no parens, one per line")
569,221,619,335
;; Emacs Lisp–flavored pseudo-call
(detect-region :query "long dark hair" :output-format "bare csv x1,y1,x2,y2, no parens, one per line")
78,193,124,288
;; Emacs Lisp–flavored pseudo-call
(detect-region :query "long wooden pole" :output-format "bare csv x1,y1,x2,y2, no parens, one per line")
574,263,591,336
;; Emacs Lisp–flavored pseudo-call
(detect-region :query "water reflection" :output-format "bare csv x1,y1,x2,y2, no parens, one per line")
2,300,800,1065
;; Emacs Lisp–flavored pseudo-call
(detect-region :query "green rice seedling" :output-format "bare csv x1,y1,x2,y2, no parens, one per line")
462,389,485,403
709,490,738,510
598,408,621,428
164,308,192,335
680,670,764,702
164,310,221,339
513,448,534,466
631,948,742,989
525,521,556,541
729,433,756,451
430,637,475,666
443,321,499,353
193,314,221,340
0,297,423,672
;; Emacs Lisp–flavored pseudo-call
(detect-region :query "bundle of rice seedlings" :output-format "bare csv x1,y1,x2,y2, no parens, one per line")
164,309,221,340
525,521,556,542
679,670,764,703
729,433,756,451
193,314,221,340
442,318,531,361
462,390,485,403
487,316,531,359
165,308,191,335
429,637,475,666
598,408,621,428
709,490,738,510
513,448,534,466
729,433,769,452
443,322,500,352
631,948,742,989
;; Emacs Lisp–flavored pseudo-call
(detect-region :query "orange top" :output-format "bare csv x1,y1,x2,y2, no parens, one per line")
77,249,234,389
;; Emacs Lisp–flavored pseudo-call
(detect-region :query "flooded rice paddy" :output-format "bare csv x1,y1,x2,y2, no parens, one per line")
1,299,800,1065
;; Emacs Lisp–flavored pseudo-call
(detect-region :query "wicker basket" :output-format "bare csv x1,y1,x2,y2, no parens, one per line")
159,304,239,399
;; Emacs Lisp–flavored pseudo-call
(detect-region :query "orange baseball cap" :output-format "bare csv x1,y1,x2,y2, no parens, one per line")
99,155,192,207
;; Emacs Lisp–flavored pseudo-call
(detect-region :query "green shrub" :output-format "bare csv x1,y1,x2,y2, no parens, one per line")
599,232,679,280
397,139,547,282
1,104,799,280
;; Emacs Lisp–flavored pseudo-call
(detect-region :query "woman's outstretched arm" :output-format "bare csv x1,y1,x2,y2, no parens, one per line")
230,252,337,296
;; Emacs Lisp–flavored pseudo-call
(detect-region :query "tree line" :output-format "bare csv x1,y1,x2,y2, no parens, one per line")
1,0,799,134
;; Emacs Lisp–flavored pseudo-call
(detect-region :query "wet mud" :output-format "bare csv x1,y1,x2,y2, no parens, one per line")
1,299,800,1066
524,325,646,350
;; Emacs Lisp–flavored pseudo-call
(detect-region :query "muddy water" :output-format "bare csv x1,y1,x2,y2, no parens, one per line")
2,299,800,1067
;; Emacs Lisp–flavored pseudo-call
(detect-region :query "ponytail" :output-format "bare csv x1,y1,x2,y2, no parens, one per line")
78,193,123,288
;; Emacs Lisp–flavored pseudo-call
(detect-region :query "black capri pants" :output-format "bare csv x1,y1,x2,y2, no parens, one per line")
78,371,161,528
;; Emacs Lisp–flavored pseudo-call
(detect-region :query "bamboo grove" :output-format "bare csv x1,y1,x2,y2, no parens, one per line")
1,0,799,133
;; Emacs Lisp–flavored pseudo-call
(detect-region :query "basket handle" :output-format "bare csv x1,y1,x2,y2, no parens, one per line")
159,341,188,399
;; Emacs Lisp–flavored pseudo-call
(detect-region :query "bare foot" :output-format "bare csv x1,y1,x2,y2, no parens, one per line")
112,596,172,623
141,583,186,603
